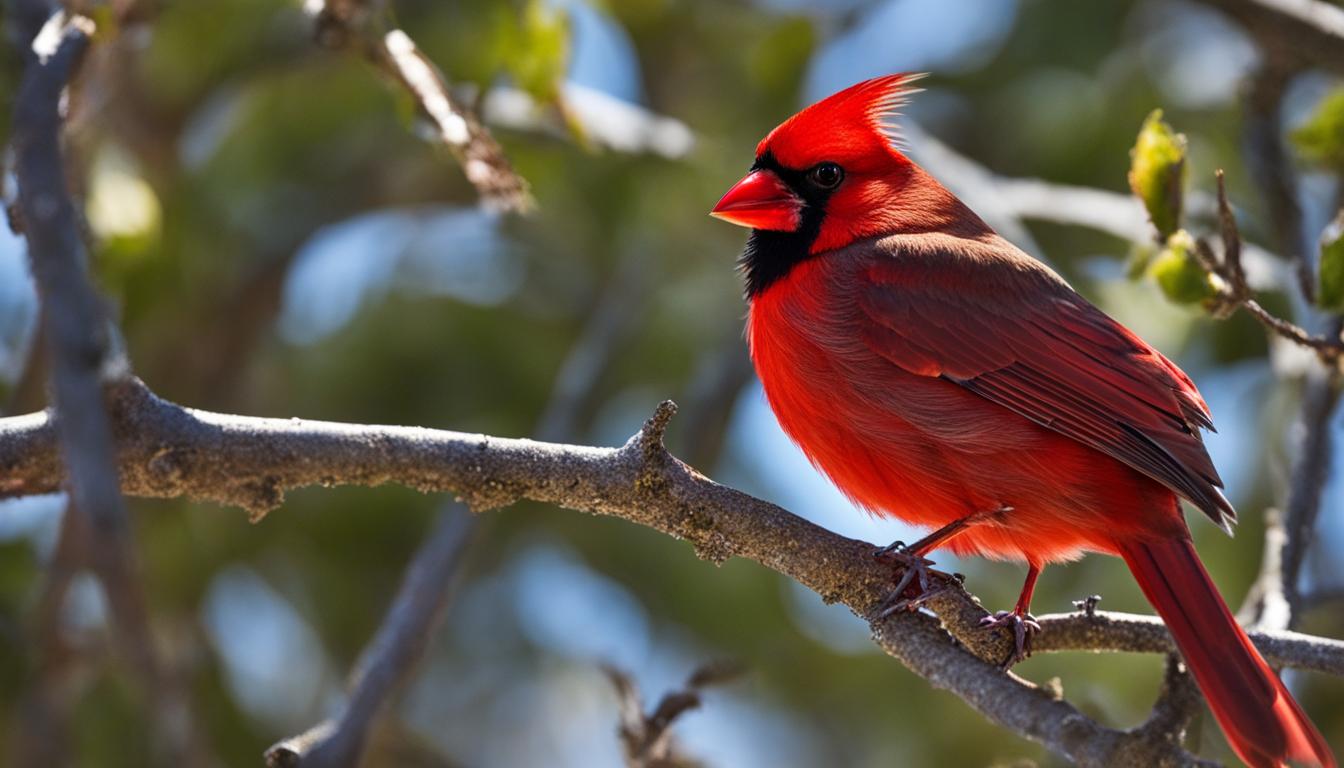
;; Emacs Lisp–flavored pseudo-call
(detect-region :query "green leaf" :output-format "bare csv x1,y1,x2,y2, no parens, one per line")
1291,88,1344,170
1150,230,1216,304
1319,212,1344,311
1128,109,1186,240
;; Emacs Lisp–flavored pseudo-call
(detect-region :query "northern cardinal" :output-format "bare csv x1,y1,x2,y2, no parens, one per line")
711,74,1334,768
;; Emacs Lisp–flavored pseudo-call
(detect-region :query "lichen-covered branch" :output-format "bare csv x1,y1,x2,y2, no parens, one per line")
4,380,1343,765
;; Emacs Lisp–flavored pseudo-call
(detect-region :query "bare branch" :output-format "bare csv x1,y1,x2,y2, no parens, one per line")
12,9,129,575
1193,0,1344,77
1189,179,1344,362
1242,64,1313,300
4,382,1342,764
1031,611,1344,677
674,337,754,469
265,507,476,768
305,0,530,211
1280,367,1342,623
1133,655,1214,767
607,660,743,768
535,250,652,442
1237,509,1293,630
9,10,206,764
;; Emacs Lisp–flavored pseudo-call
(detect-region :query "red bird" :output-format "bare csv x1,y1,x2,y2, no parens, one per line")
711,74,1334,768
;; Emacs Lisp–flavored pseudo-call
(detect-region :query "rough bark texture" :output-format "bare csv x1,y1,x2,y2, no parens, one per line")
4,379,1342,765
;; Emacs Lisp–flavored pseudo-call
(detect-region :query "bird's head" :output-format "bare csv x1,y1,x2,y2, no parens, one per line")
713,74,924,250
713,74,981,296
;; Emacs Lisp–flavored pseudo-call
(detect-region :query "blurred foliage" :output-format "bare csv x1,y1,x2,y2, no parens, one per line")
1292,86,1344,171
494,0,569,103
0,1,1342,767
1321,213,1344,312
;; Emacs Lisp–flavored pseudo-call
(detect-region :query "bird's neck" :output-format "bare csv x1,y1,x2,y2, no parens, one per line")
739,227,816,299
740,164,994,299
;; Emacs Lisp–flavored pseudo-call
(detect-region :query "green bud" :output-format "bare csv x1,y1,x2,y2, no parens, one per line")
1150,230,1216,305
1319,212,1344,312
1129,109,1187,240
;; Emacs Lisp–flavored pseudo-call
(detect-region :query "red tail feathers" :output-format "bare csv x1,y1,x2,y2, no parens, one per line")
1119,537,1334,768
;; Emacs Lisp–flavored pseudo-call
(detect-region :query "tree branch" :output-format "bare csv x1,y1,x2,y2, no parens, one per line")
1237,509,1293,630
305,0,530,211
8,9,205,764
1280,367,1342,623
1190,174,1344,363
607,660,742,768
1243,61,1313,301
1031,610,1344,676
1133,655,1213,767
4,380,1343,764
1193,0,1344,77
264,507,476,768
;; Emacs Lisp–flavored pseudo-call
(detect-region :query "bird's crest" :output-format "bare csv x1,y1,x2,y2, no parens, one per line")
757,73,926,168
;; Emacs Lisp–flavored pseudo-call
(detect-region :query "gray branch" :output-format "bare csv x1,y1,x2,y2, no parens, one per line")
7,9,207,765
1194,0,1344,76
306,0,530,211
264,507,476,768
4,380,1343,765
1280,358,1342,623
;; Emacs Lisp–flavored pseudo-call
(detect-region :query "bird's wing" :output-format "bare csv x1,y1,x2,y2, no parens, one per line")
854,242,1234,530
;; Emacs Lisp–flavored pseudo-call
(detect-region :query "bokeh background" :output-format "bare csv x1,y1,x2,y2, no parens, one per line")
1,0,1342,765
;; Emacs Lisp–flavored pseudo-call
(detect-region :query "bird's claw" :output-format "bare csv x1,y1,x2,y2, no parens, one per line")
978,610,1041,669
871,542,958,620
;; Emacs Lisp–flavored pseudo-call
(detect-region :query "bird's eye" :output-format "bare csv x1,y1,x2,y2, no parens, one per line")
807,162,844,190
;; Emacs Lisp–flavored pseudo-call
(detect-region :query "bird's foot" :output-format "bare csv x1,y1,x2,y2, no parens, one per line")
871,541,961,619
978,610,1041,670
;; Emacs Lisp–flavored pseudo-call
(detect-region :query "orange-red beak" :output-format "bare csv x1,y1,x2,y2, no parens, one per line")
710,170,802,231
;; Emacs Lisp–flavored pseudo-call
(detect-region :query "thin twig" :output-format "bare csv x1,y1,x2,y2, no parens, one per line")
1280,366,1342,624
1237,508,1293,630
264,507,476,768
1214,171,1245,293
305,0,530,211
1190,178,1344,362
607,661,741,768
